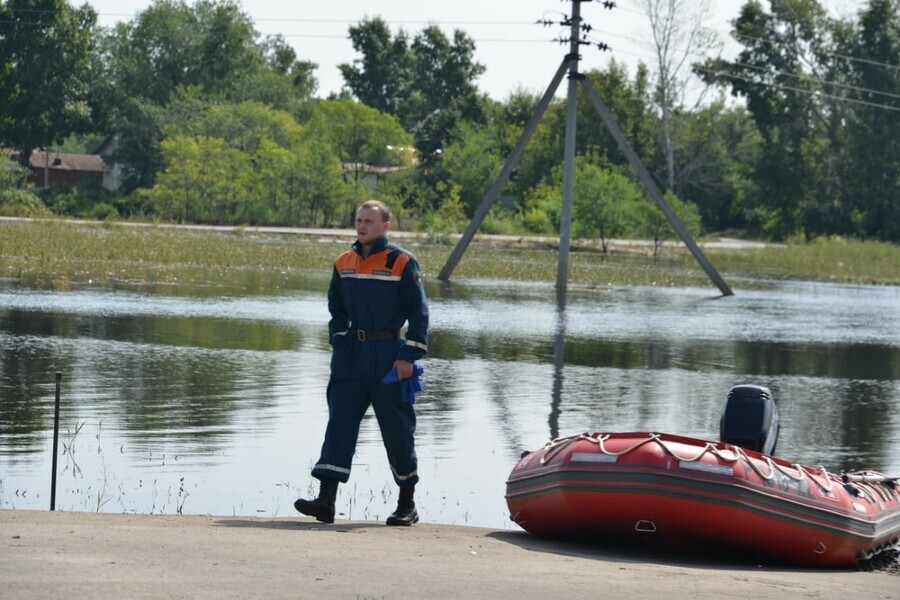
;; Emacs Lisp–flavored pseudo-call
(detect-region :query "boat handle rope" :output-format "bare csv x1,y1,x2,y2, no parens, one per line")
804,465,837,493
535,432,900,502
732,446,808,483
540,432,599,464
595,433,664,458
594,433,742,465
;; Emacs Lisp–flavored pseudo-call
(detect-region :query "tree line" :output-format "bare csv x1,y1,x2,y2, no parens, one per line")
0,0,897,244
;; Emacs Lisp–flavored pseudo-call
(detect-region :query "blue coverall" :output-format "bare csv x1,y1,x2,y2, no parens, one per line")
311,235,429,488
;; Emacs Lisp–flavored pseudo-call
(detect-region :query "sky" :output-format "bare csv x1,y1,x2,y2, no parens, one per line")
84,0,869,102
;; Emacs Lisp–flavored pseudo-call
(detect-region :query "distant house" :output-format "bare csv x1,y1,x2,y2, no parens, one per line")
18,150,110,189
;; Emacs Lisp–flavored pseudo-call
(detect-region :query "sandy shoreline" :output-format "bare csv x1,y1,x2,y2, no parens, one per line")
1,509,896,599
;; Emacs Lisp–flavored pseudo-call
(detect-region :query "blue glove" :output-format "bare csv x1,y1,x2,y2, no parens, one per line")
382,364,424,405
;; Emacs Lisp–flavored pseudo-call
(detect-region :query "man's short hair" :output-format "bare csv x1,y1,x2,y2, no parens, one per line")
358,200,392,222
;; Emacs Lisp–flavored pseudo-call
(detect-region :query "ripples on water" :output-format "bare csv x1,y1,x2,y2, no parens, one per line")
1,277,898,528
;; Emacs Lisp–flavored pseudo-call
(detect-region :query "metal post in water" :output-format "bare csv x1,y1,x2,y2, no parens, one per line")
555,1,582,306
438,58,569,282
578,78,734,296
50,371,61,511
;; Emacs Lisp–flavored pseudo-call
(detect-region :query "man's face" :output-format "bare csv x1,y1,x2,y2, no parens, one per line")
356,207,390,246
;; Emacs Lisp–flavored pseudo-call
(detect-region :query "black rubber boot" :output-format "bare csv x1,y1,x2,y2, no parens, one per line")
386,486,419,526
294,478,338,523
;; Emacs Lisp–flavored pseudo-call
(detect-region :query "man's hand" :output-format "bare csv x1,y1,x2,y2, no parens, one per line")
393,360,414,380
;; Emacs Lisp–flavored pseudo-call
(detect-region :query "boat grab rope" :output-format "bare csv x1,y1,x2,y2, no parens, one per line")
804,465,837,493
540,432,743,466
531,432,898,503
537,431,843,493
597,433,742,464
731,446,815,486
540,432,600,464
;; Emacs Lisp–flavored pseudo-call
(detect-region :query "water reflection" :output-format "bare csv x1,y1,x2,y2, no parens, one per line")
549,301,567,440
0,278,898,527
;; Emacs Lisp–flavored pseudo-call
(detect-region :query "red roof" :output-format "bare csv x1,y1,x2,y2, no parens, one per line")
27,151,108,173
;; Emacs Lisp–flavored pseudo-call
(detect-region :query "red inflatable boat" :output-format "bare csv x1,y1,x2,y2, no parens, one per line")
506,430,900,567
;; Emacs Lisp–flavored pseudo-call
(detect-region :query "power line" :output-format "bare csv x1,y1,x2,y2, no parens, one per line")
731,31,900,74
7,3,899,77
6,3,898,102
255,18,538,26
598,22,900,103
274,32,554,44
590,25,900,104
610,0,900,75
0,7,538,27
575,31,900,113
722,58,900,102
695,65,900,113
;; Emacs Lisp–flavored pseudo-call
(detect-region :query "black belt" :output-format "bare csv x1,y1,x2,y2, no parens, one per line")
355,329,399,342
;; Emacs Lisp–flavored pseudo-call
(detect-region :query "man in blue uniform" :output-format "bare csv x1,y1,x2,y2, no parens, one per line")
295,200,428,526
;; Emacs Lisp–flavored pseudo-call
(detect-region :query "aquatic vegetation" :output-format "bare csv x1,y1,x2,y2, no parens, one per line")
0,219,897,291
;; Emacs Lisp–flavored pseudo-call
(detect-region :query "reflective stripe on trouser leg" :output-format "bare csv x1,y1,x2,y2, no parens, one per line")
312,378,369,483
372,379,418,487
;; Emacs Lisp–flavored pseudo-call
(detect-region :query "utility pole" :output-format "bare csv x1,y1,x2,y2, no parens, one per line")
438,0,733,300
556,1,582,306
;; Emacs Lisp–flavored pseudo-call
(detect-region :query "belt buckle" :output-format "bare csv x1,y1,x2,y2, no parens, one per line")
357,329,366,341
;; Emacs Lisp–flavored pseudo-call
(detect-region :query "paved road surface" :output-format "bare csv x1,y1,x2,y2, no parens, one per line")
1,510,895,599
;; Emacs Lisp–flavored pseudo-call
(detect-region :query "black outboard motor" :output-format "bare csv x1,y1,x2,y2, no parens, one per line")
719,384,780,456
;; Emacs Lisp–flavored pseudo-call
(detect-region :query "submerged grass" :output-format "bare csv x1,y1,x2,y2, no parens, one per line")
1,219,897,290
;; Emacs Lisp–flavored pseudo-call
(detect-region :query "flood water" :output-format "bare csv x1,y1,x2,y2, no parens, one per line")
1,273,899,529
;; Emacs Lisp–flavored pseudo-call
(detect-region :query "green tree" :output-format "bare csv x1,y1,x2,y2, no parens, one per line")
671,99,762,232
242,34,317,114
192,0,259,97
103,0,318,189
249,138,292,221
572,162,644,253
292,142,347,227
0,0,98,167
106,0,260,105
697,0,847,239
143,135,252,223
522,159,644,251
841,0,900,242
308,99,413,187
406,26,486,158
260,34,318,98
165,92,305,154
112,98,166,190
338,19,485,159
371,167,432,227
251,138,345,227
483,88,543,159
435,122,503,216
515,61,657,199
630,191,702,256
0,157,44,216
339,18,412,115
106,0,201,106
639,0,717,190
